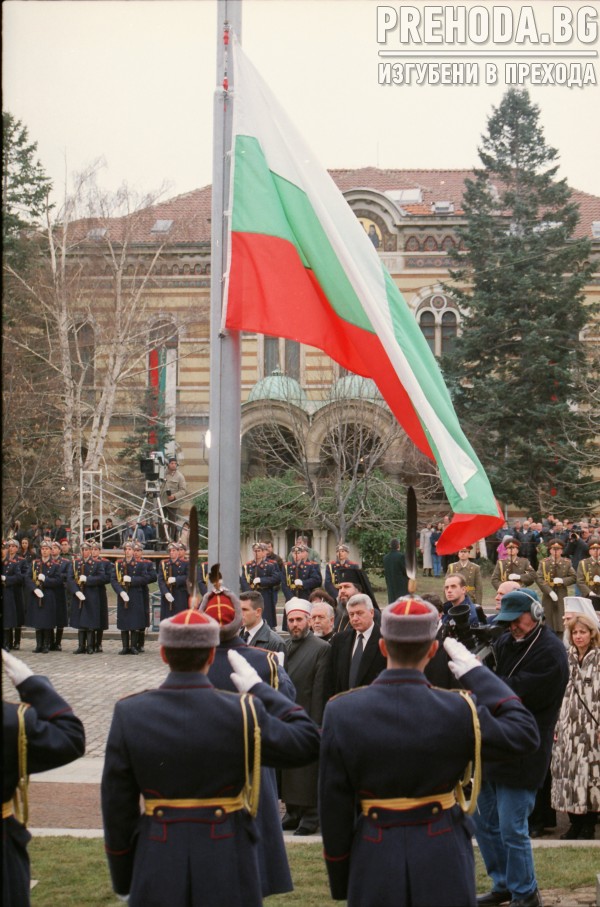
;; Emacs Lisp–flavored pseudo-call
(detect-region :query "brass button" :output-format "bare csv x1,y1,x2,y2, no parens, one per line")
371,811,378,820
432,807,439,815
156,809,164,817
215,808,223,818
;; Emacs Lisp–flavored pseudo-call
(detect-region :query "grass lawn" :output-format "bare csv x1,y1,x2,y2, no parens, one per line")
29,838,598,906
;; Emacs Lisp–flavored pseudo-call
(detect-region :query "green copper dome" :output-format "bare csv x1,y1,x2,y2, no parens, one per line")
247,368,309,407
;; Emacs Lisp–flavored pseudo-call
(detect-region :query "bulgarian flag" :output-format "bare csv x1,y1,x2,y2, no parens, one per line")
223,39,503,554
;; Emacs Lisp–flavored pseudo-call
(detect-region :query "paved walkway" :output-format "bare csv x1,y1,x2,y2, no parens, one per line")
5,634,599,905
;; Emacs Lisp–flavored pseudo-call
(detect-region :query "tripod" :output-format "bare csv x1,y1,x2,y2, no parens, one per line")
135,481,170,547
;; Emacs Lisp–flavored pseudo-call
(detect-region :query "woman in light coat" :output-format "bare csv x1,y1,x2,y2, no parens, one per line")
551,612,600,839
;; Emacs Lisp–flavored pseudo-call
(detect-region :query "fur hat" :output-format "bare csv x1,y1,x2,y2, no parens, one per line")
200,587,242,641
158,609,219,648
381,597,439,642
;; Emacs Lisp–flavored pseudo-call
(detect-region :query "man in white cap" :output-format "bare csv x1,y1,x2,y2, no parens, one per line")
281,597,331,835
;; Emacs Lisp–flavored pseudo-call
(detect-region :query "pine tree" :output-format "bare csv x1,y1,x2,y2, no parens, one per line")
444,88,596,517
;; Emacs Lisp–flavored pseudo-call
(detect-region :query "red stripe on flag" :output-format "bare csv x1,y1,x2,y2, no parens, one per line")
226,231,432,457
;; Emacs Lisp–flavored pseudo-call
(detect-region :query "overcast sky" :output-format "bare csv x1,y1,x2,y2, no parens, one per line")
3,0,600,207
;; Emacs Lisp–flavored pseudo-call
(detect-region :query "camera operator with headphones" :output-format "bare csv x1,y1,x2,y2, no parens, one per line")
474,588,568,907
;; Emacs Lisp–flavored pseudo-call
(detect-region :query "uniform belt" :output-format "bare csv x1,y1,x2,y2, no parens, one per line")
2,801,15,819
144,793,245,817
360,791,456,816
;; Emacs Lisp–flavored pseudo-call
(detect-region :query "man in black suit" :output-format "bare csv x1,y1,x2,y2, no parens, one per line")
329,593,386,694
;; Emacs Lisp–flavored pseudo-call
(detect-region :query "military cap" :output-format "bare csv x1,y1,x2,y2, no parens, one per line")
503,536,519,547
548,538,564,549
7,538,19,547
336,543,350,552
588,539,600,549
39,538,52,549
382,597,439,642
284,597,312,617
200,587,242,640
167,542,178,551
80,540,92,549
158,609,219,649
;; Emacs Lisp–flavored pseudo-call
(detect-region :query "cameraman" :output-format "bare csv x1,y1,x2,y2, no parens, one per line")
161,457,187,542
474,589,568,907
563,527,589,573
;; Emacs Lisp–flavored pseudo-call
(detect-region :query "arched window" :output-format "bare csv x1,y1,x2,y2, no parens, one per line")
419,311,436,354
263,337,300,381
441,311,458,355
416,293,460,357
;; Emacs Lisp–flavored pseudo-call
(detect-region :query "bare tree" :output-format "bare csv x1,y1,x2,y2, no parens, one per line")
3,167,207,534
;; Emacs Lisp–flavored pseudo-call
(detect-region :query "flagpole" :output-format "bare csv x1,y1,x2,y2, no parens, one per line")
208,0,242,587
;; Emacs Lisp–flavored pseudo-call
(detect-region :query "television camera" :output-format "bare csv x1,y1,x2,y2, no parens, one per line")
140,452,166,496
441,603,505,670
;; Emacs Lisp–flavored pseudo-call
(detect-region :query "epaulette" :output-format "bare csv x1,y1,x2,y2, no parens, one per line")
329,685,368,701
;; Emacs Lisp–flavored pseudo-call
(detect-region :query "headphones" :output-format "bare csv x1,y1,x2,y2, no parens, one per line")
520,590,544,622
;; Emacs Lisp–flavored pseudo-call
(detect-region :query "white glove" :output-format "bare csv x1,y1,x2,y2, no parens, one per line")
253,576,261,585
294,579,303,587
593,575,600,584
76,591,86,601
549,591,558,602
79,574,87,583
3,650,35,686
116,897,130,904
120,591,130,602
553,577,563,585
443,637,483,679
508,573,520,581
1,575,5,582
167,576,176,585
34,588,44,599
37,573,46,582
122,575,131,583
227,649,262,692
165,592,174,603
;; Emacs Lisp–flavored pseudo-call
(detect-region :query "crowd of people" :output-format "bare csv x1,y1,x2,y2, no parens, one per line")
2,516,599,906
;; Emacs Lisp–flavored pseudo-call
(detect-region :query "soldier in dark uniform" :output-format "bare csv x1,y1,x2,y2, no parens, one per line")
158,542,189,619
324,543,358,601
281,545,322,633
49,540,69,650
200,585,296,897
240,542,280,629
133,542,157,652
157,542,188,620
110,541,150,655
24,539,62,654
101,609,319,907
89,540,110,653
67,541,91,654
3,649,85,907
319,597,540,907
3,540,24,651
491,537,536,591
75,539,109,654
576,539,600,609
